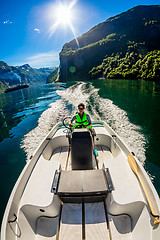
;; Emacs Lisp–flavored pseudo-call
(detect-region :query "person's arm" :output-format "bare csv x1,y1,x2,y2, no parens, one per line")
84,114,92,128
69,116,76,127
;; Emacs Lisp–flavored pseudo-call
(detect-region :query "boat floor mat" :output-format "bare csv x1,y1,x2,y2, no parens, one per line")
85,202,110,240
59,203,82,240
59,202,110,240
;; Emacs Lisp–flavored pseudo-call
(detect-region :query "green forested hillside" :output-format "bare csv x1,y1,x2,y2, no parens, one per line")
59,5,160,82
46,67,59,83
89,45,160,81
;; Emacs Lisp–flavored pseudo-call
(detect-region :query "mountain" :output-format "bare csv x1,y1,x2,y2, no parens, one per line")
46,67,59,83
59,5,160,82
38,67,56,75
0,62,55,93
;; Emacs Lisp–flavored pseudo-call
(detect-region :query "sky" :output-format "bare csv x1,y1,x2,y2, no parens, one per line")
0,0,160,68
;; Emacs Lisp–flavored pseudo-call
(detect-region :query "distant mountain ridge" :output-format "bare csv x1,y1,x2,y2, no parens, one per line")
0,61,56,93
59,5,160,81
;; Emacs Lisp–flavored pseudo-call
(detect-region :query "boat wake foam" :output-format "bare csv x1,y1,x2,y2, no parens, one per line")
57,82,146,164
22,82,146,164
22,99,71,161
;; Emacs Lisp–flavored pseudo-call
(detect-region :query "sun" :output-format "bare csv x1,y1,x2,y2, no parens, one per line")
47,0,79,47
56,5,72,25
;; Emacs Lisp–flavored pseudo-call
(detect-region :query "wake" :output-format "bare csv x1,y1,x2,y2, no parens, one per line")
22,82,146,164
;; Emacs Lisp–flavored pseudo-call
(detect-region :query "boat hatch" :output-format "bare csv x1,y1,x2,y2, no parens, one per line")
54,169,109,203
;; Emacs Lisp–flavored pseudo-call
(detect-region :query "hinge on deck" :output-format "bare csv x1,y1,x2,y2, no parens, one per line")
51,170,61,193
104,168,115,192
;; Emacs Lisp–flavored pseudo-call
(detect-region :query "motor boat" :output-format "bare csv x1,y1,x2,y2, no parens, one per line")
5,84,29,93
1,119,160,240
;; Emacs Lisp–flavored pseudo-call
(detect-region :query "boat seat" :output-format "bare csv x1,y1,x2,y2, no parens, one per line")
71,129,93,170
57,169,109,203
19,156,61,214
103,155,146,223
19,156,61,233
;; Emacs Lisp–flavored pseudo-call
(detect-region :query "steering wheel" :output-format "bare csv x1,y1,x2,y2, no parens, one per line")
62,117,73,131
62,117,86,130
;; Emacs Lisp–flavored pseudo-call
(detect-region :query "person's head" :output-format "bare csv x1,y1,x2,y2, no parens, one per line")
78,103,85,113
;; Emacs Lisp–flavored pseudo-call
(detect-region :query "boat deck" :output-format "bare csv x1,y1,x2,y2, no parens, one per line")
33,145,132,240
49,145,113,170
3,123,160,240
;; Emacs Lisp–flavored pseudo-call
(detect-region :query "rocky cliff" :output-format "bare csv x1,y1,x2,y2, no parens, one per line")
59,5,160,81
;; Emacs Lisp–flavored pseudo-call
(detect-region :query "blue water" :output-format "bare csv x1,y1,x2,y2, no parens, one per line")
0,80,160,227
0,83,66,225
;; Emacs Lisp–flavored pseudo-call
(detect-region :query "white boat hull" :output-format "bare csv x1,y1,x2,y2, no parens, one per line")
1,121,160,240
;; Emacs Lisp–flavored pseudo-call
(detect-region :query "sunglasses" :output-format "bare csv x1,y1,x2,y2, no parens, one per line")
79,107,84,110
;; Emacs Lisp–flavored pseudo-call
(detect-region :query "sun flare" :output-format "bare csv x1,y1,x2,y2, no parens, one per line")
48,0,79,47
56,5,72,25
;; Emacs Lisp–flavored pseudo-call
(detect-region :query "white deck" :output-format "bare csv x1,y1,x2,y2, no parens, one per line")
3,124,159,240
18,143,145,240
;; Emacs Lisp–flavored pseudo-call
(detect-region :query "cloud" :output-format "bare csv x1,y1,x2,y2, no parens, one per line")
34,28,40,33
26,51,59,67
3,20,12,24
8,51,60,68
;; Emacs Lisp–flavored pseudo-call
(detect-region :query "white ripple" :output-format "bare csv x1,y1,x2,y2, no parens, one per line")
22,82,146,165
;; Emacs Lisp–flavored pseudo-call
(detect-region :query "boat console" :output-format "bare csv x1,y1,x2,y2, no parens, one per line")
71,129,93,170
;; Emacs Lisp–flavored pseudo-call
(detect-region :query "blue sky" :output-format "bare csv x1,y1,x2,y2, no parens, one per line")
1,0,160,68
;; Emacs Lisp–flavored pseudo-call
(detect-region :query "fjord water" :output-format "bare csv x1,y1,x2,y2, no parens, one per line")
0,80,160,226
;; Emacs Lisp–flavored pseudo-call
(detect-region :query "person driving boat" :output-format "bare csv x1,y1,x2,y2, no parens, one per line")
69,103,98,156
